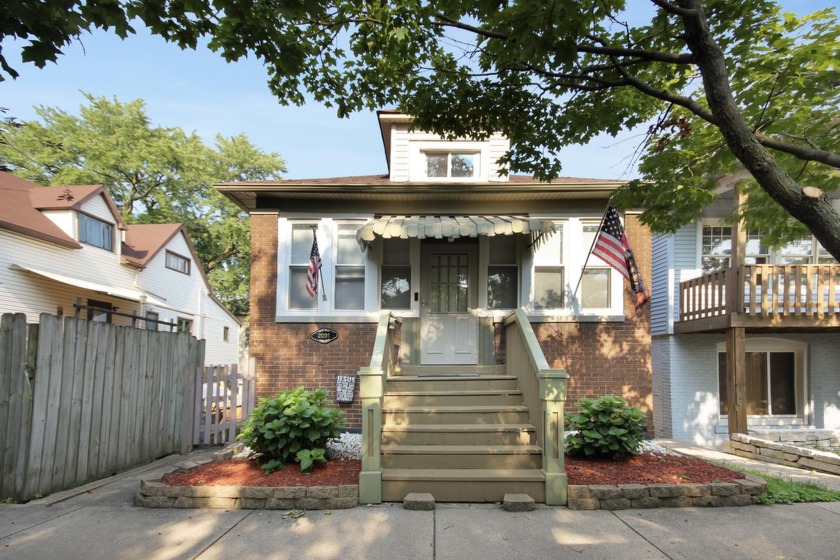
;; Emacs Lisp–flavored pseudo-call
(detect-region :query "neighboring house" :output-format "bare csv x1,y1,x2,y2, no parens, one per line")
218,111,653,431
651,175,840,447
0,171,240,366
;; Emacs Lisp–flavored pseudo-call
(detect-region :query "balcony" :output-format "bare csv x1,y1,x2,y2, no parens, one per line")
677,264,840,333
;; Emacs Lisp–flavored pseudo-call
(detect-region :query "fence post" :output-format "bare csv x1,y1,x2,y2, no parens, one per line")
180,361,198,455
540,370,568,506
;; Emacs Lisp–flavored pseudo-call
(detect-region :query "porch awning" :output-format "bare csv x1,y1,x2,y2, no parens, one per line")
11,264,169,308
356,215,556,248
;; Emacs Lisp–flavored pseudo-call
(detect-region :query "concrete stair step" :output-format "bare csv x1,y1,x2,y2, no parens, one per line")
381,468,545,503
382,404,530,425
381,444,542,469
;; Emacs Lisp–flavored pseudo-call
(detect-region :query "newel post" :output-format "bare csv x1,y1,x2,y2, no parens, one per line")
358,365,384,504
539,369,569,506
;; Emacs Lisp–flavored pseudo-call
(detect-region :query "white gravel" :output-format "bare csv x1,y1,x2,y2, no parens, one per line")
326,432,362,460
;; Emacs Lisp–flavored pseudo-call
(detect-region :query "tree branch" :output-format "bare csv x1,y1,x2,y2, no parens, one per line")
649,0,698,17
579,36,694,64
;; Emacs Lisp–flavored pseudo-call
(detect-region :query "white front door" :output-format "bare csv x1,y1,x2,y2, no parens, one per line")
420,244,478,364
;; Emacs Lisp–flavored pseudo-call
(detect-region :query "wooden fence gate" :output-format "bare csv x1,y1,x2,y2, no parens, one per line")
190,359,256,447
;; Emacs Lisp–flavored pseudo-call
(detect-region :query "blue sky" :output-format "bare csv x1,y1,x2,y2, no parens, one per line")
0,1,834,180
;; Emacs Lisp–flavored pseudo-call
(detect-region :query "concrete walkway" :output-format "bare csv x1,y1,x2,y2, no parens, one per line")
2,443,840,560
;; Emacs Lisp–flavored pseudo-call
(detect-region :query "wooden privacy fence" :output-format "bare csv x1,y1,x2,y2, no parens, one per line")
0,313,204,502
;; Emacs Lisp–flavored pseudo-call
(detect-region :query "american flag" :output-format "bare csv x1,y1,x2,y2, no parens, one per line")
592,206,649,310
306,231,322,298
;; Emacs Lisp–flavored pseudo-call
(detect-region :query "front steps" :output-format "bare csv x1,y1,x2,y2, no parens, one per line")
379,366,545,503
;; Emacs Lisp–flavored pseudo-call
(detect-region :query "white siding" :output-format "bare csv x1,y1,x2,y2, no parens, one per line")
41,210,76,238
199,291,241,365
0,229,141,325
487,134,510,182
137,233,200,320
389,124,411,182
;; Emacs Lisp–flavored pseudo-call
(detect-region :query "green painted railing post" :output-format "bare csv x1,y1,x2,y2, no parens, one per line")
540,370,568,505
358,366,384,504
358,311,392,504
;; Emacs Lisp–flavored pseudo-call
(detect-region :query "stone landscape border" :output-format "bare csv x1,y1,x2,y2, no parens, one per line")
725,432,840,476
134,444,766,511
567,475,767,510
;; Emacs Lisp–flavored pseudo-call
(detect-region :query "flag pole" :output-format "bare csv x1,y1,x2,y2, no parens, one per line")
572,202,613,300
310,225,327,301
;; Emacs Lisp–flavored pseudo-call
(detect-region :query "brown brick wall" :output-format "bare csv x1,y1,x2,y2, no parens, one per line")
534,214,654,433
250,213,369,428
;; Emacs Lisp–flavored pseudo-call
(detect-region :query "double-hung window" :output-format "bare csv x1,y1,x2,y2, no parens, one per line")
78,213,113,251
580,223,611,308
289,224,319,310
286,220,368,314
335,224,365,310
702,224,835,271
533,223,564,310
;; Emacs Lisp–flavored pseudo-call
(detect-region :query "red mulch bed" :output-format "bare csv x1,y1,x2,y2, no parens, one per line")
162,452,743,488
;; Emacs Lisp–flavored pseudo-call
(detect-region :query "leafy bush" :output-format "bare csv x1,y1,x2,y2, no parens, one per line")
565,395,646,460
238,387,344,473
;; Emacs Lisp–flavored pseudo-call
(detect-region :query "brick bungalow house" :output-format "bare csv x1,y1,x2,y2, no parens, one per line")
217,111,652,503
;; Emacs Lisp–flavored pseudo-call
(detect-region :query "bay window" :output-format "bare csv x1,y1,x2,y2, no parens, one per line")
335,224,365,310
487,235,518,310
381,238,412,309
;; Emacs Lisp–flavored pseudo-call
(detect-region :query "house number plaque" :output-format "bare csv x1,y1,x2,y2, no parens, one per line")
310,327,338,345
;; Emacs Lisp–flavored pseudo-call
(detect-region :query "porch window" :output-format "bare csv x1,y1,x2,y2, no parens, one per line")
701,224,831,272
177,318,192,334
289,224,318,310
335,224,365,310
718,351,797,416
701,225,732,272
424,152,477,178
78,213,113,251
532,222,564,310
487,236,517,309
381,238,411,309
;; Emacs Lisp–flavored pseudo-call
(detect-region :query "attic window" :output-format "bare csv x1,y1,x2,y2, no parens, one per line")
78,213,113,251
165,251,191,274
425,152,477,178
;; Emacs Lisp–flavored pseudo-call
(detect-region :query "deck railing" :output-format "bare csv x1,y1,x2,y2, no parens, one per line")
680,264,840,322
504,308,568,505
357,311,398,504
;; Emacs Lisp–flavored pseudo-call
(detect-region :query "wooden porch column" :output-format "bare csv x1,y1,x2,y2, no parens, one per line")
725,326,748,435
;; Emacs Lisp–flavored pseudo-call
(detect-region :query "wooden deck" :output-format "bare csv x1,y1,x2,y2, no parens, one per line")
677,264,840,333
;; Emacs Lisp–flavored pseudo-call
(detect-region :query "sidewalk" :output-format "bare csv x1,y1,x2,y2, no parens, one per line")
2,442,840,560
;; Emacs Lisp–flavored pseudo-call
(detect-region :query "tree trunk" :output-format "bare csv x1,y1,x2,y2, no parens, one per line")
677,0,840,260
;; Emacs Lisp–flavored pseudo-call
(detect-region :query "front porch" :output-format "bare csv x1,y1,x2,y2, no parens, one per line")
357,309,569,505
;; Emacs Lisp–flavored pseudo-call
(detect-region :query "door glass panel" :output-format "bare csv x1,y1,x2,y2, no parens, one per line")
430,253,468,313
770,353,796,415
745,352,768,415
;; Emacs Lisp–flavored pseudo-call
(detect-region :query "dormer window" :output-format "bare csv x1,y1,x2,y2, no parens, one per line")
165,251,191,274
78,213,113,251
425,151,478,178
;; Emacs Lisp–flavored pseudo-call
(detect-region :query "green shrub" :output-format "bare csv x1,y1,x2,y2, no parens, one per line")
730,466,840,504
565,395,646,460
238,387,344,473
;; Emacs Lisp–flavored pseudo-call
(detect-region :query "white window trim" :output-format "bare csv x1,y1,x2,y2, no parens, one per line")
408,140,490,182
715,337,809,426
276,217,379,322
523,217,625,321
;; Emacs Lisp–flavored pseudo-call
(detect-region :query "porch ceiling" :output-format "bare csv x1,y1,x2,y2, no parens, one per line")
356,215,556,248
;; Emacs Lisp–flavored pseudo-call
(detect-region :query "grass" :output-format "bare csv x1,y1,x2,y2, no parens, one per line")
730,465,840,505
